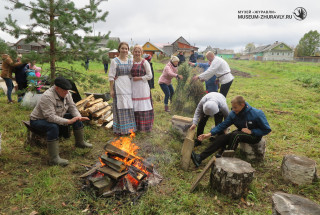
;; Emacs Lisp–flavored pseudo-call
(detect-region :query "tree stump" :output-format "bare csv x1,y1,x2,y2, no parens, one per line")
23,121,47,147
281,154,318,185
171,115,193,136
272,192,320,215
239,138,266,161
210,157,255,199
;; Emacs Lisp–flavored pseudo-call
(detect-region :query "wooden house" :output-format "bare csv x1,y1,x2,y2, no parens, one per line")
250,41,294,61
14,38,47,53
163,36,198,56
216,49,235,59
142,42,164,56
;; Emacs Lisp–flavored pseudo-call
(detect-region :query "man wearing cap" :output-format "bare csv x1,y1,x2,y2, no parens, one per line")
30,77,91,166
191,96,271,167
189,92,229,147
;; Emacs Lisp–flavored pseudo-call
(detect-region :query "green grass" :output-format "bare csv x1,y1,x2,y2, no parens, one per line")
0,59,319,214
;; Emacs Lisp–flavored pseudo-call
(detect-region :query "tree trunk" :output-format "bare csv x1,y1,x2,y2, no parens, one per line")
210,157,255,199
239,138,266,162
272,192,320,215
281,154,318,185
49,0,56,81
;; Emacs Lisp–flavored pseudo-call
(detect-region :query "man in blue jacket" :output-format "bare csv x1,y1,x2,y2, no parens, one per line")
191,95,271,167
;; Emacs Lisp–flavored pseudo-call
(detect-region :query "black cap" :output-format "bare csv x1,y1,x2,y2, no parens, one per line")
54,77,72,90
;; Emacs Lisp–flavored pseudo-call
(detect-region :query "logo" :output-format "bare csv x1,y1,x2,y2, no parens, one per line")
293,7,307,21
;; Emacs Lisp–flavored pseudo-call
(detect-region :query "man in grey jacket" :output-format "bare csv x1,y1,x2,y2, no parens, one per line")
190,92,229,147
30,77,91,166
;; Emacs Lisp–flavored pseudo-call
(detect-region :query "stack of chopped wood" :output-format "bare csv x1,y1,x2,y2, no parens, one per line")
76,95,113,129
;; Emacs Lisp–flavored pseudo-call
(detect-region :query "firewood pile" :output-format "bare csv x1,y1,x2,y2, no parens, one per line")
76,94,113,129
80,133,163,197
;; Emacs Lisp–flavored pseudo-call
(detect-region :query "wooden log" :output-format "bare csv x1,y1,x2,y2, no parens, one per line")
272,192,320,215
86,98,104,108
98,166,127,180
79,166,100,178
105,121,113,129
76,94,94,106
239,138,266,161
181,128,196,171
88,102,109,114
104,143,136,160
171,115,193,135
105,114,113,123
92,105,111,118
100,154,126,172
78,100,90,112
281,154,318,185
190,156,216,193
98,111,112,124
210,157,255,199
90,176,114,195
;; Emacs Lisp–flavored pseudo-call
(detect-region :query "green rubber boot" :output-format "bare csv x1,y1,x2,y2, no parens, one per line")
74,128,92,148
47,140,69,166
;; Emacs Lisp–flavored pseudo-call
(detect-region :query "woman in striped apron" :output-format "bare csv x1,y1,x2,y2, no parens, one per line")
131,45,154,132
108,42,136,135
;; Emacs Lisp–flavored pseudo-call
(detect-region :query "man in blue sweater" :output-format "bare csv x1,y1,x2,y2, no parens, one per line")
191,95,271,167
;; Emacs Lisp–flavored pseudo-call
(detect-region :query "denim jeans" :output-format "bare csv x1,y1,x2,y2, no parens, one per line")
159,83,174,105
30,113,83,141
3,78,14,102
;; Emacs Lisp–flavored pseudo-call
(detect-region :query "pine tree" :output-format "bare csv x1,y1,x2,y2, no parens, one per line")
0,0,109,80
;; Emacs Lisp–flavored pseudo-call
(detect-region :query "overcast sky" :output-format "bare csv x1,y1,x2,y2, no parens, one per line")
0,0,319,52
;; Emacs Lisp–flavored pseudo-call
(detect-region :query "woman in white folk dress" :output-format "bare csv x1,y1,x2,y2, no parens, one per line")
131,45,154,132
108,42,136,135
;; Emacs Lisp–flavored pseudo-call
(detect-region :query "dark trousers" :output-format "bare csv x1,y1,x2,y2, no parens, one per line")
30,113,83,141
104,63,108,74
17,81,28,99
196,112,224,138
159,83,174,105
199,130,261,161
219,80,233,98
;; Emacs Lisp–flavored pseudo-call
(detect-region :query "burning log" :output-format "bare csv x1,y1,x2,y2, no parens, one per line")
100,154,126,173
98,166,128,180
128,165,147,181
79,166,100,178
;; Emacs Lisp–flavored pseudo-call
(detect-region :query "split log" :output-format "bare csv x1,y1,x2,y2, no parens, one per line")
84,92,110,102
100,154,126,172
92,105,111,118
181,128,196,171
105,121,113,129
76,94,94,106
86,98,104,108
272,192,320,215
79,166,100,178
210,157,255,199
171,115,193,135
281,154,318,185
190,156,216,193
98,111,112,124
98,166,127,180
105,114,113,123
240,138,266,161
88,102,109,114
78,100,90,112
90,176,114,195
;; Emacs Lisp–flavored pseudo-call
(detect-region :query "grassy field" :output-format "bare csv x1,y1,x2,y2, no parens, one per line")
0,59,319,214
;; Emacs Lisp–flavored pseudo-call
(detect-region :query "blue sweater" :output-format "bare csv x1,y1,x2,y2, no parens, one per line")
210,102,271,137
196,62,218,92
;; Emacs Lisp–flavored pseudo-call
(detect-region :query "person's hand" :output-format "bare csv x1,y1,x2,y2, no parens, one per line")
198,133,211,141
189,62,195,66
133,77,141,81
190,124,196,130
110,89,115,98
68,116,81,125
242,128,252,134
192,75,199,81
178,75,183,80
79,117,90,121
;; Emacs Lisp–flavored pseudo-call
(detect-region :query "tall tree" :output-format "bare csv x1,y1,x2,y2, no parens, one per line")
245,43,255,53
0,0,109,80
296,30,320,57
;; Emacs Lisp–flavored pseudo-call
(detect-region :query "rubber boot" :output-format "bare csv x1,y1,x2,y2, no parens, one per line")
74,128,92,148
164,105,170,112
47,140,69,166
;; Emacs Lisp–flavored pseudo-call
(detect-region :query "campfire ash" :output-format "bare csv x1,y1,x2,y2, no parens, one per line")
80,130,162,198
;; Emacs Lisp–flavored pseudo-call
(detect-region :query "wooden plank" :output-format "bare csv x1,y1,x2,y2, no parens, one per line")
222,150,235,157
190,156,216,193
172,115,193,123
104,143,136,160
100,154,126,172
186,128,196,140
98,166,127,180
79,166,99,178
181,138,195,171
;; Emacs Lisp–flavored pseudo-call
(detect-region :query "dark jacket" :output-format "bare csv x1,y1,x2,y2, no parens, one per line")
13,63,28,83
177,54,185,66
210,102,271,137
189,54,197,63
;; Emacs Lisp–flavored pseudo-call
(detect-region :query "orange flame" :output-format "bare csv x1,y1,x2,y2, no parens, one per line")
99,157,106,167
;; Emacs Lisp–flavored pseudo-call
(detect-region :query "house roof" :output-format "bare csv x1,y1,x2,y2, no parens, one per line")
217,49,234,55
172,36,190,46
15,38,47,46
251,42,293,53
143,42,164,52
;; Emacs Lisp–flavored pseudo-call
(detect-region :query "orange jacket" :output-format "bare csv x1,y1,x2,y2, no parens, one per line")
1,54,21,79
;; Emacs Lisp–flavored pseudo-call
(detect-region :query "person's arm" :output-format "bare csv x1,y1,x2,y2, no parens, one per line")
108,59,117,98
210,112,234,136
198,59,222,81
165,65,179,78
138,60,153,81
250,110,272,136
